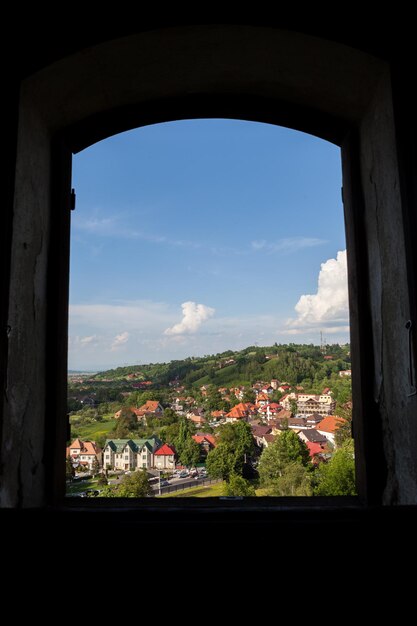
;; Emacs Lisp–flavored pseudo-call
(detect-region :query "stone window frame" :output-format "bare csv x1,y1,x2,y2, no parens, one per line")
4,25,416,508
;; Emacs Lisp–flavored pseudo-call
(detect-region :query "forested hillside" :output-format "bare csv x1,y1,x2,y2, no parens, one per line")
90,343,350,389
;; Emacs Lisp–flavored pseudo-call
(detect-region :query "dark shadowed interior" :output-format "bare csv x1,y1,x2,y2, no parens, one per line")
1,17,416,553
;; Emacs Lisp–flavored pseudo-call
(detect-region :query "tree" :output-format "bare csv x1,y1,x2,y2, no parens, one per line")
110,470,153,498
205,388,223,411
159,422,181,445
218,421,254,459
242,388,255,404
289,398,298,415
314,441,356,496
66,456,75,480
173,418,192,459
224,473,256,497
160,408,179,425
258,430,310,485
266,462,313,496
97,473,108,486
179,437,200,467
91,457,100,476
205,421,255,480
206,443,236,481
334,404,353,447
112,408,137,438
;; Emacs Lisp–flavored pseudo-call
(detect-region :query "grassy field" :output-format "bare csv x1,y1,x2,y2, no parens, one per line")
66,478,98,495
160,481,225,498
70,417,116,442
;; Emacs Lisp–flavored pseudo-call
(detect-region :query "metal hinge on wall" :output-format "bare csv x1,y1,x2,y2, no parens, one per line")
70,188,76,211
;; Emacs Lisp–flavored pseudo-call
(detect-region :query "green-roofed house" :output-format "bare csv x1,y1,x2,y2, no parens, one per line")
103,437,162,471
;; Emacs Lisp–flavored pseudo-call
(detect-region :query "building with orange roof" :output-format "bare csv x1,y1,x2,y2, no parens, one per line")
136,400,164,418
211,410,226,421
256,392,270,407
192,434,217,456
114,406,150,420
225,402,254,422
68,438,102,470
316,415,346,445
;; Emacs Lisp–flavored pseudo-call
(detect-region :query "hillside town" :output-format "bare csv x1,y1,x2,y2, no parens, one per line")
67,346,354,497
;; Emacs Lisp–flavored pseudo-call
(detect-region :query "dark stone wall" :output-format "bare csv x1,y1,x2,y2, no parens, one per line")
1,21,416,510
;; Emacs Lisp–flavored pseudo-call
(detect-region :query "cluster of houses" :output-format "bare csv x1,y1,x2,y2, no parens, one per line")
68,377,347,474
67,436,177,472
67,432,218,473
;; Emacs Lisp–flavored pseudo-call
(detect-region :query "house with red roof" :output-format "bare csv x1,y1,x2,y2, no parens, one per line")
256,392,270,407
225,402,257,422
192,434,216,456
136,400,164,418
210,410,226,421
114,406,150,421
68,438,102,470
187,408,206,426
154,443,176,470
258,402,282,419
305,441,327,463
316,415,346,445
226,403,250,422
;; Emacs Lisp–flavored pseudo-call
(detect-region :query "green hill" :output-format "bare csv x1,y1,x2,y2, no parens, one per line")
85,343,350,391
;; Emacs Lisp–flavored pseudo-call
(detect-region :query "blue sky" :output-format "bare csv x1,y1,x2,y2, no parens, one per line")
69,119,349,370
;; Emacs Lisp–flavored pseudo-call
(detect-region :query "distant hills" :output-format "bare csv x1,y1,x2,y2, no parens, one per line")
85,343,351,391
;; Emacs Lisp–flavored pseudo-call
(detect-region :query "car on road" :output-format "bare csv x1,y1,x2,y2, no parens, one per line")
160,479,170,487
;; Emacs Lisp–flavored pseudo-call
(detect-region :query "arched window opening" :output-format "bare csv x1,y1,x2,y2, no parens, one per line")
66,119,355,500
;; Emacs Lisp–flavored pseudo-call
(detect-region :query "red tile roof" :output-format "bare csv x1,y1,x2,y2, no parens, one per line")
189,414,206,423
70,438,83,450
317,415,346,433
192,434,216,447
306,441,325,457
69,439,101,455
226,402,253,419
154,443,175,456
138,400,161,413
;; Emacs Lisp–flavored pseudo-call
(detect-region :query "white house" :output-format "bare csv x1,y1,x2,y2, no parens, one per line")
281,392,336,416
102,437,162,471
316,416,346,445
153,444,176,470
68,439,102,470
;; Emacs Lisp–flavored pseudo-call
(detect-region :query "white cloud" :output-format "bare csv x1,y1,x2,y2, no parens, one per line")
70,300,173,332
80,335,97,345
111,331,129,351
285,250,349,333
74,213,200,249
164,301,215,335
251,236,327,254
